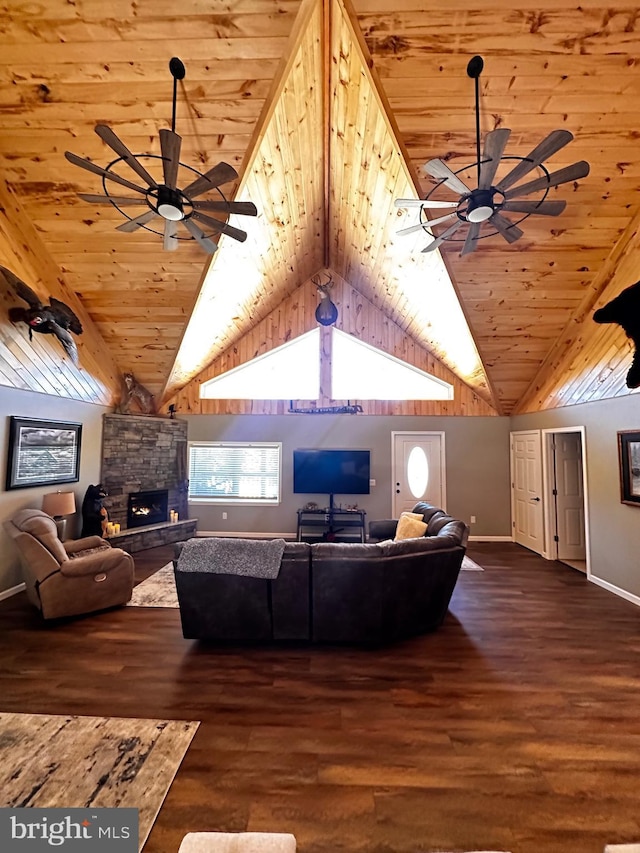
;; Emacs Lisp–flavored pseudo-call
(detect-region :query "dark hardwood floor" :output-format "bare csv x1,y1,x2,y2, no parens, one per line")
1,542,640,853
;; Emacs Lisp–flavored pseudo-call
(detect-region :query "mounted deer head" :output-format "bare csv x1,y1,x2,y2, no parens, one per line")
312,273,338,326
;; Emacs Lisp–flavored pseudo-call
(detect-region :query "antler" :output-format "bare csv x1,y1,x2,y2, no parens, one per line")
311,272,333,297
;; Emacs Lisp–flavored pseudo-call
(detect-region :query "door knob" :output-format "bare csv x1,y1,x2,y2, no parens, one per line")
530,496,541,502
396,489,400,494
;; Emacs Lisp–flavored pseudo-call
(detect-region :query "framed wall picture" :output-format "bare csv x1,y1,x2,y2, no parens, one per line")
618,430,640,506
6,417,82,491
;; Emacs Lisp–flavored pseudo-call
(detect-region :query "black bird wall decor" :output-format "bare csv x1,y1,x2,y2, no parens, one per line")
3,266,83,365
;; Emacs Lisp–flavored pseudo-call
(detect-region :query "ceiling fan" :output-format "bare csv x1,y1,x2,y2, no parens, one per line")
394,55,590,256
65,57,257,253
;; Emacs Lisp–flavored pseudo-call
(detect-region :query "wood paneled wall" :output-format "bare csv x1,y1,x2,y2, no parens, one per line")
0,180,120,404
167,270,497,416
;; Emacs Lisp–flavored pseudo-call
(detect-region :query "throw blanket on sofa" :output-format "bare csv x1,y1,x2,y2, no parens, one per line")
177,537,287,579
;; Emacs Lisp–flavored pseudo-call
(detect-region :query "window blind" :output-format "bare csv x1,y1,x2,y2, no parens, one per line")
188,442,281,503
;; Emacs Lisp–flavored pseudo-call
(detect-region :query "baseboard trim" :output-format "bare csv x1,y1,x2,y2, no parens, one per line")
0,581,26,601
468,535,512,542
589,574,640,608
197,530,297,540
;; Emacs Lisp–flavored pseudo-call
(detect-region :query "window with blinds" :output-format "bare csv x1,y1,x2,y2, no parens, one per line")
188,441,281,504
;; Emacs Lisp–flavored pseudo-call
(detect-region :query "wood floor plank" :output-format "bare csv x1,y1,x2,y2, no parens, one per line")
1,542,640,853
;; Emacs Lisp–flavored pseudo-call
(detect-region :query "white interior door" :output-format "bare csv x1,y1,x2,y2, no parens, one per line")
392,432,445,517
554,432,586,563
511,430,544,554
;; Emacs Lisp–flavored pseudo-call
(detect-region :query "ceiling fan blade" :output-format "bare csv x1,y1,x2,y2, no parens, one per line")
421,219,464,252
95,124,158,188
478,128,511,189
423,159,470,195
65,151,148,195
192,200,258,216
159,128,182,189
191,211,247,242
183,219,219,254
116,209,159,233
495,129,574,193
504,161,590,200
461,222,482,256
489,212,524,244
397,212,458,237
78,193,148,206
182,162,239,200
397,222,429,237
164,219,179,251
394,199,459,209
501,199,567,216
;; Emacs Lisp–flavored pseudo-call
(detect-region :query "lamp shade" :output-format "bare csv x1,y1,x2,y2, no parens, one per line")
42,491,76,518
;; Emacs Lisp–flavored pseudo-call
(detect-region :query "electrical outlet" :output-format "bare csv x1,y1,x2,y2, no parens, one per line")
470,515,476,524
222,512,228,520
370,479,376,487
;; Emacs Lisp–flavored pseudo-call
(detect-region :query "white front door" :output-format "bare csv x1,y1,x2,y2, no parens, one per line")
554,432,586,564
511,430,544,554
392,432,445,516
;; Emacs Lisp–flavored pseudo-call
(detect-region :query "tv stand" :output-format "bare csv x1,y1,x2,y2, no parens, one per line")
296,506,366,543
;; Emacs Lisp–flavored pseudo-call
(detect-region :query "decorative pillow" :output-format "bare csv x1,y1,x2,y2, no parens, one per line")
394,514,427,540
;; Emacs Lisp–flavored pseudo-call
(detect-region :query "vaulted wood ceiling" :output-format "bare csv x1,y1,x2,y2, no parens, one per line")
1,0,639,416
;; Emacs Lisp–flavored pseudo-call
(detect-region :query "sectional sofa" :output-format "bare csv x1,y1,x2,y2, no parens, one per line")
173,503,468,645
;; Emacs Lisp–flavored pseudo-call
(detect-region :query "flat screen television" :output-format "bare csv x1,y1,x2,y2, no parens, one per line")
293,449,370,508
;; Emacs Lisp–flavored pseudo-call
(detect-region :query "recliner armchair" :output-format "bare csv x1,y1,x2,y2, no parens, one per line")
5,509,134,620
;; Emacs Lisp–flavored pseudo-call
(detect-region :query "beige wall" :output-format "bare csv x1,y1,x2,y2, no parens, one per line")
0,386,108,594
2,388,639,608
511,393,640,602
184,414,512,539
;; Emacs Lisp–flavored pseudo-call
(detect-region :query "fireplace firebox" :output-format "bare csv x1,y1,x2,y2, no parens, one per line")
127,489,169,529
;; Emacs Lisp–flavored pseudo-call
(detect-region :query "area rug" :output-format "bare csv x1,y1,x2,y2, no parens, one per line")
461,555,484,571
128,564,178,608
0,712,199,851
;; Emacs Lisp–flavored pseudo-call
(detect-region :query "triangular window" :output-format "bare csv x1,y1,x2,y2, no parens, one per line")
200,328,320,399
331,328,453,400
200,327,452,401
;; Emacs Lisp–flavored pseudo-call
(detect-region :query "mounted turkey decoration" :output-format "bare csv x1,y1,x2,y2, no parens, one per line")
65,58,257,254
394,56,590,256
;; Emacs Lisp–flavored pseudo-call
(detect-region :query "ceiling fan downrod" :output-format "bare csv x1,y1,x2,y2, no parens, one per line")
467,55,484,189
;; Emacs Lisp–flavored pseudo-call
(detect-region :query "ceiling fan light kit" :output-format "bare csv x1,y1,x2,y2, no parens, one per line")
65,58,257,253
395,55,590,256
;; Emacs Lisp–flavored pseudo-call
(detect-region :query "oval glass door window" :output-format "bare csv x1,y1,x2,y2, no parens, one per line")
407,446,429,498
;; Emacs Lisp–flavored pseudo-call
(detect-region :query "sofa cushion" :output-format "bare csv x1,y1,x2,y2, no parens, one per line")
437,519,469,547
310,541,381,560
411,502,443,524
426,511,450,535
395,514,427,540
377,536,457,557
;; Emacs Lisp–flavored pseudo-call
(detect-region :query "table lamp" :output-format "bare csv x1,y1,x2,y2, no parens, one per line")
42,490,76,540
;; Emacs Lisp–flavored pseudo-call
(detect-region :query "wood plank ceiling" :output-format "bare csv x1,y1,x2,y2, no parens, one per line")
1,0,640,415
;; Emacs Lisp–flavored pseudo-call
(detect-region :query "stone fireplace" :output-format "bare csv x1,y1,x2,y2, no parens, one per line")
127,489,169,529
101,414,188,530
